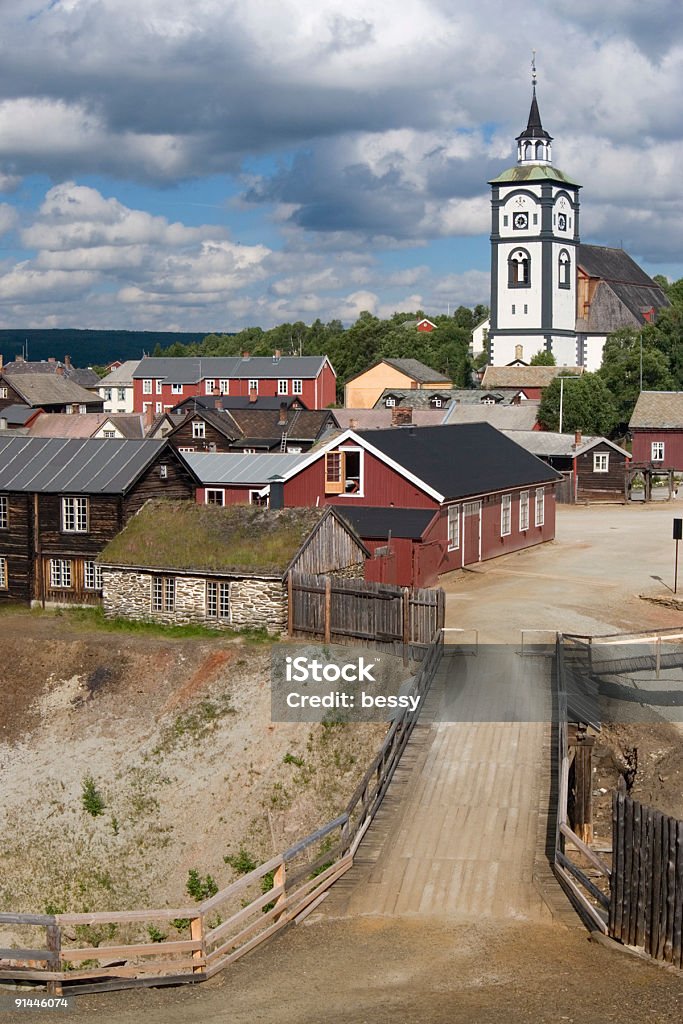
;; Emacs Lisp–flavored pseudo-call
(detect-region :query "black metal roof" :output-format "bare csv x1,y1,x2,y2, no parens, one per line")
356,423,562,500
0,437,169,493
516,87,552,142
336,506,437,540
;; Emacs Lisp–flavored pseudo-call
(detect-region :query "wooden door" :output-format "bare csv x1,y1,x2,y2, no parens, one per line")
462,501,481,565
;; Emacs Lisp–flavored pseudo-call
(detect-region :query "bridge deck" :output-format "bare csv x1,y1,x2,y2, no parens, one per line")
326,648,557,921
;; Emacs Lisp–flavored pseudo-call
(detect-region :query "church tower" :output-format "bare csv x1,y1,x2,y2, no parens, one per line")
487,62,581,366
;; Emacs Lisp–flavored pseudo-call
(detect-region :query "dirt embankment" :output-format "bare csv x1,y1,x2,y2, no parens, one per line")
0,612,386,920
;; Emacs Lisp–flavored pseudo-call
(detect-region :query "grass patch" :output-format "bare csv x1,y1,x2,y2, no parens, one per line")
153,694,236,755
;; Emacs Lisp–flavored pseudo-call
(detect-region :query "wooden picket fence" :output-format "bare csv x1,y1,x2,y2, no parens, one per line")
288,571,445,660
0,631,443,997
610,789,683,968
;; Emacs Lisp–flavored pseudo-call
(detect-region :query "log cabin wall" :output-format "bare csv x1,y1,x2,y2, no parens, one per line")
0,493,32,602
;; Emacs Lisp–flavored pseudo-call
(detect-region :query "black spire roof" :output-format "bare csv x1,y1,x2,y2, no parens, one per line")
516,86,552,142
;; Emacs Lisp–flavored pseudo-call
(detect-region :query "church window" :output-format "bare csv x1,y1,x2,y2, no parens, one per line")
511,305,516,315
508,249,530,288
524,304,528,314
558,250,571,289
533,214,538,225
535,142,544,159
524,142,532,160
503,215,508,227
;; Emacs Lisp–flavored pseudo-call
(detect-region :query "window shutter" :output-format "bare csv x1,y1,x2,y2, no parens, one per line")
325,451,345,494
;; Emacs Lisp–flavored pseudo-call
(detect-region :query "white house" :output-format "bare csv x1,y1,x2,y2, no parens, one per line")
98,360,140,414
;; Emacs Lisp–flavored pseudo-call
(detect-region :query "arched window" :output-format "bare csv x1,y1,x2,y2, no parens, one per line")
535,141,544,160
558,249,571,289
524,142,532,161
508,249,531,288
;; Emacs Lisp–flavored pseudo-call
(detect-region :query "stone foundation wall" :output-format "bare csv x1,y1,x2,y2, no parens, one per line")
102,568,286,634
328,562,366,580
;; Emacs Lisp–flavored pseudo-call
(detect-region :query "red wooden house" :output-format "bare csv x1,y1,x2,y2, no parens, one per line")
629,392,683,471
247,424,557,586
132,355,336,414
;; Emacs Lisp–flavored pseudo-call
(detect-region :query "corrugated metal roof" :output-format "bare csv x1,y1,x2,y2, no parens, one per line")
182,451,310,484
133,356,328,383
0,437,167,493
502,430,630,459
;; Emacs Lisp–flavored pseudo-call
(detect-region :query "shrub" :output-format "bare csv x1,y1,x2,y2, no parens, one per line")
186,869,218,902
81,775,106,817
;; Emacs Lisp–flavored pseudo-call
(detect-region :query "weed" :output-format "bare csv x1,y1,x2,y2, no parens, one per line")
186,869,218,902
171,918,191,932
153,694,235,755
269,782,290,809
110,816,120,836
224,848,257,875
147,924,167,943
282,752,304,767
81,776,106,817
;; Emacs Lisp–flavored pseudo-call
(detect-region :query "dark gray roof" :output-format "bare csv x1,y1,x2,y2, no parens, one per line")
576,245,669,333
337,506,437,540
0,437,168,493
172,395,307,412
373,388,506,409
380,358,450,383
1,373,102,407
4,360,100,388
133,356,330,383
516,87,552,142
629,391,683,429
355,423,561,500
0,404,38,426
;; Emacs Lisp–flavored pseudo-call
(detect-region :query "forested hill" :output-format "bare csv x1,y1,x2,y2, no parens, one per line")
0,329,212,367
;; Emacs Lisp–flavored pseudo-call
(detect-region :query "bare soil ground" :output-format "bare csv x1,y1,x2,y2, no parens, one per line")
0,610,386,926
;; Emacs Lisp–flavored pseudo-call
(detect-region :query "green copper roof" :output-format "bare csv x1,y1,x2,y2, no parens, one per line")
488,164,581,187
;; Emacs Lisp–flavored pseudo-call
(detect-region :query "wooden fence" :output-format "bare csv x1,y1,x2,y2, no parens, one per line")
288,571,445,659
609,789,683,968
0,631,443,997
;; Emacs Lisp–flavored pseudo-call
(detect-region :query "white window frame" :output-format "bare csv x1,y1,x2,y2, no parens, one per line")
192,420,206,439
447,505,460,551
103,429,116,438
155,401,163,414
118,387,126,402
385,397,396,408
205,489,225,506
178,446,196,452
142,379,153,395
62,496,89,533
156,379,163,395
249,489,269,506
292,379,303,395
0,386,7,399
0,495,7,530
278,379,288,395
84,561,103,590
0,555,6,589
219,379,230,395
501,493,512,537
519,490,529,531
593,452,609,473
248,379,259,394
651,441,665,462
205,379,215,395
103,387,112,401
535,487,545,527
171,383,183,395
50,558,72,589
324,446,364,497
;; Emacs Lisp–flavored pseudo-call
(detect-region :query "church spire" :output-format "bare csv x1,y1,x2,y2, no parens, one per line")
516,54,553,165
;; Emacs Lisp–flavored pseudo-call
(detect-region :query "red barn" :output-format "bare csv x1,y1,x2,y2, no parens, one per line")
273,424,560,585
132,355,336,414
629,391,683,471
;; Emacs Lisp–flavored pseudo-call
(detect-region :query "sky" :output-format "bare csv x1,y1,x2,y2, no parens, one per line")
0,0,682,332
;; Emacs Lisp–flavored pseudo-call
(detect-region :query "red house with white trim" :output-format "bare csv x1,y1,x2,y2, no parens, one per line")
629,391,683,471
132,355,336,414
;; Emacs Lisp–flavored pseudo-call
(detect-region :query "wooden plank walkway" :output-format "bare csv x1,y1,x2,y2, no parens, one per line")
326,648,558,922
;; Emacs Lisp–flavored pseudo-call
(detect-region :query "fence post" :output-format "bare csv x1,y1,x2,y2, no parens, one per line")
45,922,62,996
287,572,294,637
402,588,410,666
324,576,331,643
573,732,595,845
273,860,287,921
190,915,205,975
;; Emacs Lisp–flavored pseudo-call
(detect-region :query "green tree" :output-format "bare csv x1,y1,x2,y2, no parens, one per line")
598,328,675,431
538,373,618,436
529,349,556,366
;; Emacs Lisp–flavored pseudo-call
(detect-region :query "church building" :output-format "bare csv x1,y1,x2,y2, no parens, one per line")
478,71,669,371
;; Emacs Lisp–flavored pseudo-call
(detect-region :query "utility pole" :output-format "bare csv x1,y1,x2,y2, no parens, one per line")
639,332,643,392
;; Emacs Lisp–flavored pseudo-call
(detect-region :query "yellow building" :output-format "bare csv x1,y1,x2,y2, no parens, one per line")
344,358,452,409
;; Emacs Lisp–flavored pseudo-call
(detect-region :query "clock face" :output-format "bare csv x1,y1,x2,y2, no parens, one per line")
558,213,567,231
513,212,528,230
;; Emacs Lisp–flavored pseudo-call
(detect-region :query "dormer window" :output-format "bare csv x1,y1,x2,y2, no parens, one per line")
429,396,443,408
385,397,396,408
324,448,363,496
192,420,205,439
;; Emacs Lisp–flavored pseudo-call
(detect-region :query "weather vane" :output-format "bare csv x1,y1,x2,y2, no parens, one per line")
532,50,537,89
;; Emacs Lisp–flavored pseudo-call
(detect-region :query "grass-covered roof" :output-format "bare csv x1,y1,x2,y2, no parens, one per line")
98,500,332,577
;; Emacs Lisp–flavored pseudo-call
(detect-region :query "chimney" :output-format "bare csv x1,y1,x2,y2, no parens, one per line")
48,356,55,363
278,401,288,426
243,350,250,359
16,354,25,363
392,406,413,426
215,397,222,411
249,386,257,403
574,429,582,447
72,403,79,415
64,354,72,369
212,384,220,395
515,344,523,361
55,365,64,376
269,477,284,509
0,417,7,430
0,353,3,370
349,418,358,430
144,404,155,428
273,349,281,362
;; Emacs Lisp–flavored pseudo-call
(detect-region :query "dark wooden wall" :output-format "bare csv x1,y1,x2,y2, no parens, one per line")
123,448,196,519
576,443,627,499
0,493,32,602
168,415,236,454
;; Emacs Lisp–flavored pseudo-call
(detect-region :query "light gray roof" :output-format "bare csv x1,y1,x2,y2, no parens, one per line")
444,404,540,430
182,451,310,485
502,430,630,459
98,360,141,386
133,356,330,384
0,437,168,493
629,391,683,430
2,373,102,407
372,388,504,409
481,366,583,390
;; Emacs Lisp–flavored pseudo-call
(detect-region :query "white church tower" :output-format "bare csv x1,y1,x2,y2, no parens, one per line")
487,62,581,366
